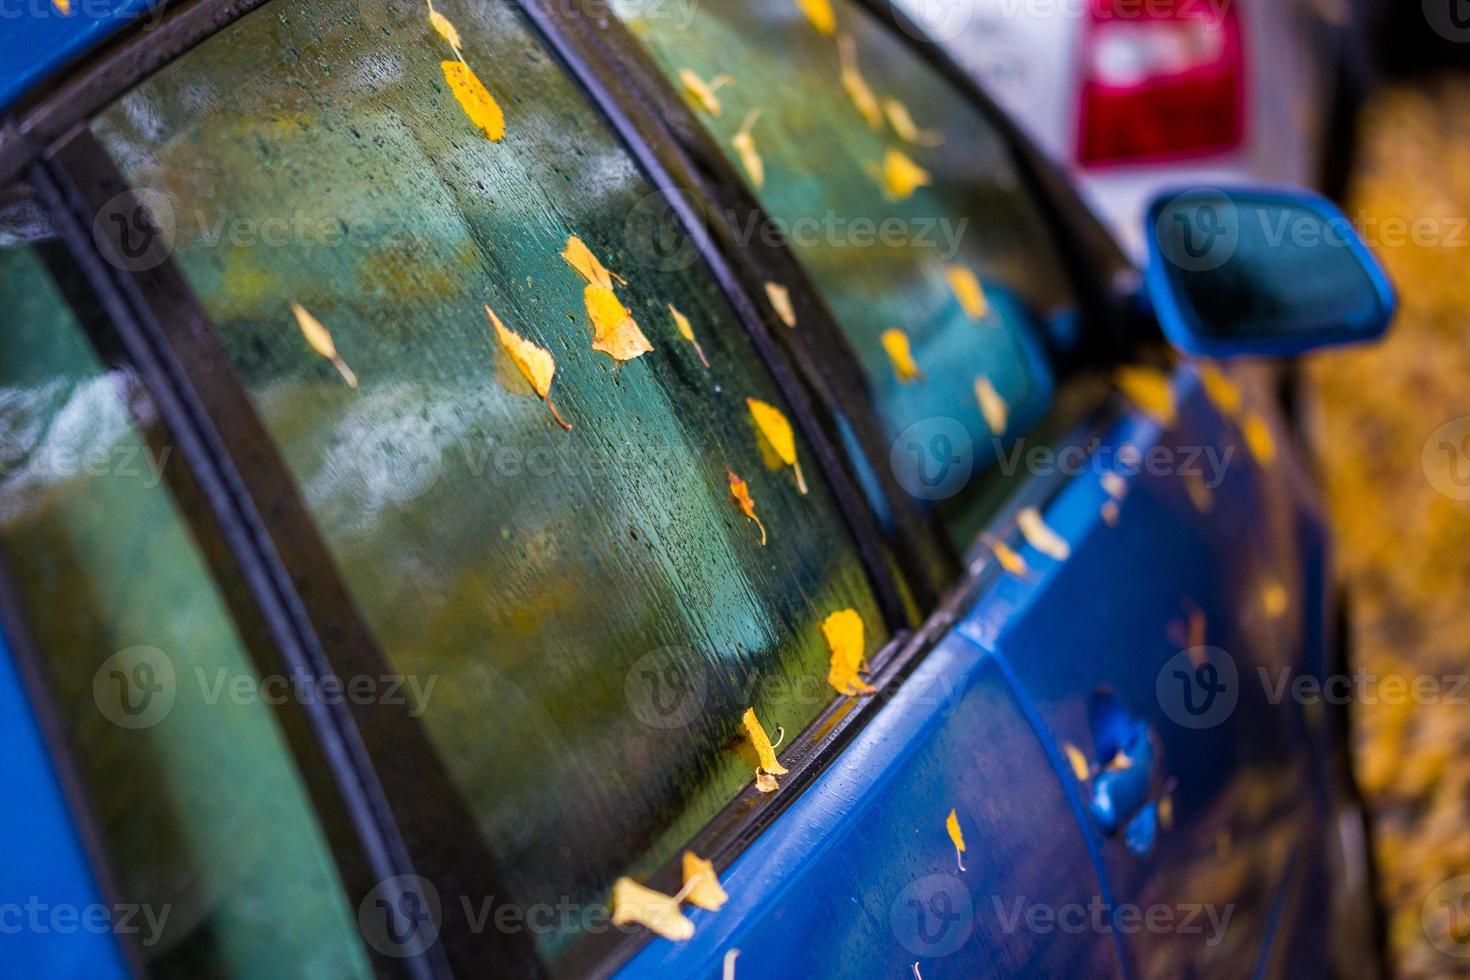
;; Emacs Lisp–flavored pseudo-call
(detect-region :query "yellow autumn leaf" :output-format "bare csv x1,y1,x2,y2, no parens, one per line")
975,376,1008,435
1261,578,1289,619
727,468,767,545
1114,366,1178,428
1241,411,1277,466
983,534,1030,578
1063,742,1091,782
883,97,943,147
560,234,625,291
52,0,71,13
441,60,505,142
584,285,654,361
1101,472,1128,500
485,305,570,430
741,706,788,776
747,397,807,494
1197,362,1243,417
764,282,796,328
1018,506,1070,561
291,303,358,389
881,328,922,384
427,3,462,53
682,852,729,911
610,877,695,941
795,0,836,35
669,303,710,367
1159,792,1175,830
679,68,732,117
837,34,883,130
733,110,765,188
879,149,931,201
945,808,967,872
823,608,873,696
754,771,779,794
1183,470,1214,514
945,264,988,321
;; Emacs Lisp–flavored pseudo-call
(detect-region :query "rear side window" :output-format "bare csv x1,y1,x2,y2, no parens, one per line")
0,202,371,979
612,0,1078,545
90,0,887,958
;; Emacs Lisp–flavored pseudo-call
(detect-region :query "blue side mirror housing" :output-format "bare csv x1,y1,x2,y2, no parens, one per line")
1143,187,1397,358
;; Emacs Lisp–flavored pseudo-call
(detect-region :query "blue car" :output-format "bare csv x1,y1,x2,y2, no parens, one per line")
0,1,1393,978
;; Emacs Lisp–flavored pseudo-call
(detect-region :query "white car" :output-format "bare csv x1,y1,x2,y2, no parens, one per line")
892,0,1368,258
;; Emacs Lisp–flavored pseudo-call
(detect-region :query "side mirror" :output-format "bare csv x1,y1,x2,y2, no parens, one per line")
1143,187,1396,358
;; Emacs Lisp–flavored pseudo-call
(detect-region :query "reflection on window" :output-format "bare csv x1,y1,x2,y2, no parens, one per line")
613,0,1077,544
92,0,887,958
0,213,370,979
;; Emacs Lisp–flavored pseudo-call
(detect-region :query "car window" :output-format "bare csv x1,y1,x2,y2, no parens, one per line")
611,0,1078,547
0,199,372,979
89,0,888,959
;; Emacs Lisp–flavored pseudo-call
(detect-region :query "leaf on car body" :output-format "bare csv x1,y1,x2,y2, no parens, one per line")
727,469,767,545
884,97,943,146
291,303,358,388
441,60,505,141
610,877,695,941
682,852,729,911
1064,742,1091,782
946,808,967,872
1018,506,1070,561
983,534,1030,578
975,376,1008,435
1197,362,1243,417
561,235,652,361
837,34,883,129
945,264,988,321
1242,411,1277,466
742,707,787,793
823,608,874,696
427,2,462,54
795,0,836,35
733,110,765,188
747,397,808,494
879,149,931,201
1114,366,1177,428
670,303,710,367
765,281,796,328
680,68,733,117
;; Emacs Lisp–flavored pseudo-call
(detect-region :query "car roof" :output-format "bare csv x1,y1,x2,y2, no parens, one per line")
1,0,155,114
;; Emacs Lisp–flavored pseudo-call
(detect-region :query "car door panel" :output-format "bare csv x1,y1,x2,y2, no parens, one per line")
959,368,1324,977
616,629,1120,980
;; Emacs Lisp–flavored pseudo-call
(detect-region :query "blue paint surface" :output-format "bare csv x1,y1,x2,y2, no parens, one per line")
0,0,161,113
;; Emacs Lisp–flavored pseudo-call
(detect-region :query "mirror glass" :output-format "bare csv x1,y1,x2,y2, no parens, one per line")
1145,188,1395,357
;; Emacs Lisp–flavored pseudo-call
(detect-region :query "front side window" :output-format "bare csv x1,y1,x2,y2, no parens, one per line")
612,0,1079,546
0,195,371,979
90,0,887,959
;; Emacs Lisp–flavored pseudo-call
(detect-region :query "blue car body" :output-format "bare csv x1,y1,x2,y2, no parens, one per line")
0,4,1378,978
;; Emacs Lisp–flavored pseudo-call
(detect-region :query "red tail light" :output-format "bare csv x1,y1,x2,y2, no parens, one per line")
1077,0,1245,167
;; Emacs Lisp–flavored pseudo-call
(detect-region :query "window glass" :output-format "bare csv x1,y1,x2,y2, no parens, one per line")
91,0,888,957
612,0,1077,544
0,203,371,979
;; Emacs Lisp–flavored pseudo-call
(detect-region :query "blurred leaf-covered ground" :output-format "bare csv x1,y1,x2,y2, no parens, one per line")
1304,74,1470,977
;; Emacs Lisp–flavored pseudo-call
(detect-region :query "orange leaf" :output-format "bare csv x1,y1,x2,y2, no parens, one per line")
795,0,836,34
682,852,729,911
584,286,653,361
1242,411,1277,466
1261,578,1289,619
1183,470,1214,514
837,34,882,130
945,264,988,320
1063,742,1090,782
291,303,357,388
879,149,931,201
610,878,694,941
485,305,570,430
983,534,1030,578
427,3,462,53
823,608,874,696
746,397,807,494
945,808,967,872
1197,362,1242,417
441,60,504,141
1115,366,1177,428
881,328,922,384
670,303,710,367
560,234,626,291
741,706,787,778
727,469,767,545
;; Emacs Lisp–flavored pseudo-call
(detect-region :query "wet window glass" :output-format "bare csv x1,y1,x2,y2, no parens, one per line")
611,0,1077,545
91,0,887,959
0,201,371,979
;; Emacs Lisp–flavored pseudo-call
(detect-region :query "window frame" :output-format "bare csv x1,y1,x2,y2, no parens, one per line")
0,0,1141,975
